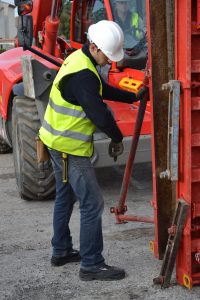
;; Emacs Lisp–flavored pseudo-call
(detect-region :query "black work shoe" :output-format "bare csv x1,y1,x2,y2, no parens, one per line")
79,263,125,281
51,249,81,266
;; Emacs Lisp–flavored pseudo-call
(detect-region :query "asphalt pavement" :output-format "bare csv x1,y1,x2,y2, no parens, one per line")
0,153,200,299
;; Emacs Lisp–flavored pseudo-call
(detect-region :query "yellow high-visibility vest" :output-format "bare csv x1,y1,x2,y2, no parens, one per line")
131,12,140,39
39,49,102,157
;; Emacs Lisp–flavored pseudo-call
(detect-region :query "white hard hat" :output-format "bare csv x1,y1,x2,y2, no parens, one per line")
87,20,124,62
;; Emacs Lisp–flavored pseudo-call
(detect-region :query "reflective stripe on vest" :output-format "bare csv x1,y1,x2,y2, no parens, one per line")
42,119,92,142
131,12,140,39
48,97,88,120
39,49,102,157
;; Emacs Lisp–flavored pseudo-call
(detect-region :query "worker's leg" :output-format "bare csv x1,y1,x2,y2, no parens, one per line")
68,155,105,268
49,149,76,257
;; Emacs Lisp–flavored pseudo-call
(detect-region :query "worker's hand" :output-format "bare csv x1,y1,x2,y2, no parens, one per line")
109,141,124,162
136,86,149,101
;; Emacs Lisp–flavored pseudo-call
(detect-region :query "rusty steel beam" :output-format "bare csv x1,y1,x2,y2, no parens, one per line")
148,0,176,258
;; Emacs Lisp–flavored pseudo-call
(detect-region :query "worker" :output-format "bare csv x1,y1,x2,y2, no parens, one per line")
39,20,148,281
113,0,146,50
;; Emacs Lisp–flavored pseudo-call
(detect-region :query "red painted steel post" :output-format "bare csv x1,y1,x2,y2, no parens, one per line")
110,96,154,224
197,0,200,29
117,99,147,214
117,214,153,223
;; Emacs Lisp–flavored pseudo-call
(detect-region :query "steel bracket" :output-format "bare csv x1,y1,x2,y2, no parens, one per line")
153,199,189,288
160,80,180,181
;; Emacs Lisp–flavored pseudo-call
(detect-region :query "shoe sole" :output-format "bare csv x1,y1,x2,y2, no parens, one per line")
79,272,125,281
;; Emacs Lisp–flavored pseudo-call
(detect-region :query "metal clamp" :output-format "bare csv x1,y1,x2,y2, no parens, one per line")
160,80,180,181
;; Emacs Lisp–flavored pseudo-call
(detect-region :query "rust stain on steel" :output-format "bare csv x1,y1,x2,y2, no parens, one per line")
149,0,176,258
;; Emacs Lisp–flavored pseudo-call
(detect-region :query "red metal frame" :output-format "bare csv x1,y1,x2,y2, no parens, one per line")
197,0,200,29
30,0,52,37
149,0,200,288
175,0,200,289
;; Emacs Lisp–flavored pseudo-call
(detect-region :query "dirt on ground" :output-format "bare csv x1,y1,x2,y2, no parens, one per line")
0,153,200,300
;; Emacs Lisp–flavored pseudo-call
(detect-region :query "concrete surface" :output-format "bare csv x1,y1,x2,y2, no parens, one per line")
0,153,200,300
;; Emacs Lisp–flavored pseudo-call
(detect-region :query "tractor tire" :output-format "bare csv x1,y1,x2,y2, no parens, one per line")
0,137,12,154
12,96,55,200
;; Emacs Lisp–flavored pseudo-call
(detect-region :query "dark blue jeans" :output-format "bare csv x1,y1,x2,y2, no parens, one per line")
49,149,105,268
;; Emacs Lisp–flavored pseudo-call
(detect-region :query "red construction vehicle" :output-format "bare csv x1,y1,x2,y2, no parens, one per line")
0,0,151,200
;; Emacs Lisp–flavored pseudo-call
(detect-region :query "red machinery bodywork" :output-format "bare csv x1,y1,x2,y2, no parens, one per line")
29,0,63,55
0,48,23,120
0,47,60,121
107,68,151,136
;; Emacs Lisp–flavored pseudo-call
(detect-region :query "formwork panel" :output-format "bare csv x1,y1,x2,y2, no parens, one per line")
148,0,200,287
176,0,200,288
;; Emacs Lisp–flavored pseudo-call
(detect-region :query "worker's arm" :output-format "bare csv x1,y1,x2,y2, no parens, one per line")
102,78,149,102
61,71,123,143
101,79,137,103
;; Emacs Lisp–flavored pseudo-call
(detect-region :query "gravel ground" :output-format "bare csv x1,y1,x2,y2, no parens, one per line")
0,153,200,300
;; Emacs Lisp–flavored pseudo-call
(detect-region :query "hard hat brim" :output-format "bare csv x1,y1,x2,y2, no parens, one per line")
106,48,124,62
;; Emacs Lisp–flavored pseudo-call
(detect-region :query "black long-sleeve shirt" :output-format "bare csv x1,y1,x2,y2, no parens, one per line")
60,44,137,143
